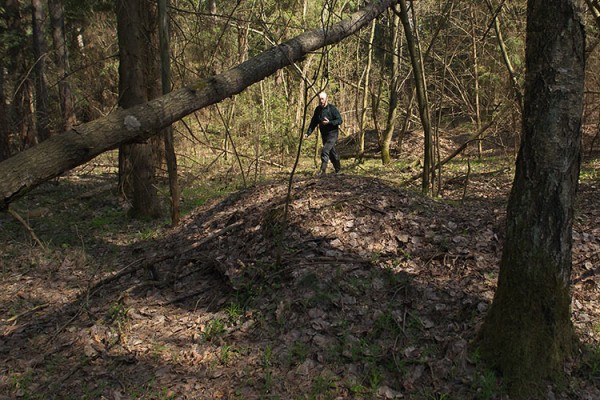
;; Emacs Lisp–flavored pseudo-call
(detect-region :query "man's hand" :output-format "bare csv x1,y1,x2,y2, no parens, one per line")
321,117,330,125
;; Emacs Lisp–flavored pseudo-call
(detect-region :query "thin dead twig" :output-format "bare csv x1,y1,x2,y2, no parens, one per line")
6,207,47,249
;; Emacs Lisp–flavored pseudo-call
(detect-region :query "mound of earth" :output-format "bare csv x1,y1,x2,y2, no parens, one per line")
1,175,598,399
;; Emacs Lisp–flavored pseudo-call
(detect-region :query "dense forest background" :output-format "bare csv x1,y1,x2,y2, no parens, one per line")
1,0,597,188
0,0,599,399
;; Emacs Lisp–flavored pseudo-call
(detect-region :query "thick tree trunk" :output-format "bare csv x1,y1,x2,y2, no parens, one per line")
117,0,163,218
48,0,75,131
479,0,585,396
31,0,50,142
0,0,395,209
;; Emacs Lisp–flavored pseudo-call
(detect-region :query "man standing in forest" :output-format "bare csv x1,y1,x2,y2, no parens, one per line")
305,92,343,175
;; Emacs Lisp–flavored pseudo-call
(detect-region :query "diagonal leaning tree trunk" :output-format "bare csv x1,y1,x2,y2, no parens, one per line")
0,0,396,209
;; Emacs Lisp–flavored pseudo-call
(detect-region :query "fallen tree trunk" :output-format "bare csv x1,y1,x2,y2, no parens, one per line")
0,0,395,209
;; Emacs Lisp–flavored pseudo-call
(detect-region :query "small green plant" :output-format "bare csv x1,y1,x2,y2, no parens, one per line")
368,366,383,391
107,301,128,326
288,340,310,365
263,344,273,368
310,374,337,399
262,345,274,394
398,249,413,260
220,344,235,364
349,383,368,395
370,252,382,262
136,227,158,240
372,310,403,339
202,318,226,341
10,369,37,398
125,379,175,400
475,369,500,400
225,302,242,323
90,213,118,228
420,389,451,400
585,342,600,377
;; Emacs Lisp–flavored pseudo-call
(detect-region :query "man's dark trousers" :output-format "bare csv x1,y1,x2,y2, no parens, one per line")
320,131,341,173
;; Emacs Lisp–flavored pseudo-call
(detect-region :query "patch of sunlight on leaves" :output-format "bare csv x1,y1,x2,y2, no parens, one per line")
580,165,599,182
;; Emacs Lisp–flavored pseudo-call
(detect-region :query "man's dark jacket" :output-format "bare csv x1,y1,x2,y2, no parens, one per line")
306,104,343,137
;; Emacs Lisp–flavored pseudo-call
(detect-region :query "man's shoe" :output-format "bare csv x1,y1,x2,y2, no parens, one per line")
316,162,328,177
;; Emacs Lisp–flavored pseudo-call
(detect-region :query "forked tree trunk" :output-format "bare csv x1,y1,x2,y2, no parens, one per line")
478,0,585,396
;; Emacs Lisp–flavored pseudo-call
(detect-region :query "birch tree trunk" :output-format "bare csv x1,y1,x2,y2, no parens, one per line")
479,0,585,396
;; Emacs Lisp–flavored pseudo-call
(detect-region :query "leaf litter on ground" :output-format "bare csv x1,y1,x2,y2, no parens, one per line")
0,161,598,399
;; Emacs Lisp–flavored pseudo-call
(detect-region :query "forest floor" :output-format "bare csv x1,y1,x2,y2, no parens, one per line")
0,128,598,399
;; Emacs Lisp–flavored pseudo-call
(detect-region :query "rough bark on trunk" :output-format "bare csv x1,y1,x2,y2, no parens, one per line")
48,0,75,131
0,0,395,209
31,0,50,142
478,0,585,396
0,57,10,161
4,0,35,149
117,0,162,218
